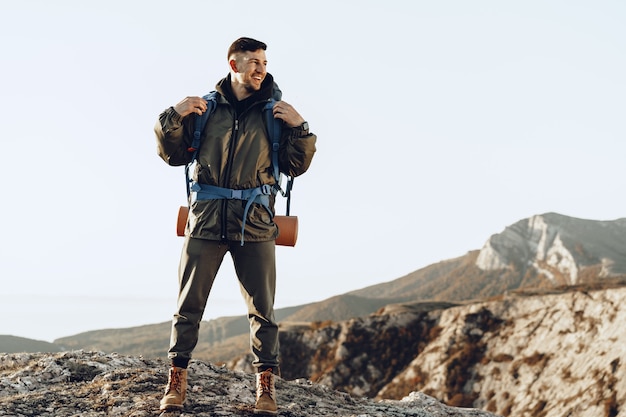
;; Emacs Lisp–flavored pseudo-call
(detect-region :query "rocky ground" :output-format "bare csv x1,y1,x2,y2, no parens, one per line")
0,350,500,417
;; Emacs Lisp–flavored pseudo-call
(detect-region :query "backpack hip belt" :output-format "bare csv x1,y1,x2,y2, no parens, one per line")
190,182,276,246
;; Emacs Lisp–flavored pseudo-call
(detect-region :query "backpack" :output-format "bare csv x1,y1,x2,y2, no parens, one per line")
177,91,298,246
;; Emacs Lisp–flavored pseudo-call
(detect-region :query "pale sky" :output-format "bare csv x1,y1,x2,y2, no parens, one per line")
1,0,625,343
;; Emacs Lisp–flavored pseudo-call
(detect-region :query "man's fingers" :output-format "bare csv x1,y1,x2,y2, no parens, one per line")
272,101,304,127
174,96,209,117
195,102,207,114
188,97,208,115
190,97,208,113
273,102,293,120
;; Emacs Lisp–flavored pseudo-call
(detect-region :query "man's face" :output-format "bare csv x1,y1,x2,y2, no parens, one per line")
234,49,267,93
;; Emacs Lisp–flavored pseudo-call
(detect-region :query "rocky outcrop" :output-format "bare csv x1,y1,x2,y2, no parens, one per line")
383,287,626,417
0,350,499,417
476,213,626,285
5,288,624,417
228,286,626,417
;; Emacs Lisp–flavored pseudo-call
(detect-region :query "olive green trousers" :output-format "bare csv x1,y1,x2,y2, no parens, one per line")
167,238,279,372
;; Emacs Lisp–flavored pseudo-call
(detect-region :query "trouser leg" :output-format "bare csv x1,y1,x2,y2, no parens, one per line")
230,240,279,373
168,238,227,365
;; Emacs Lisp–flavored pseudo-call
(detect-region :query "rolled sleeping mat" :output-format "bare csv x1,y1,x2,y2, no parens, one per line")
176,206,298,246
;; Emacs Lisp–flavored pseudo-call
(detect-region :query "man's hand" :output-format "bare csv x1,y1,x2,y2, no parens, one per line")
272,101,305,128
173,96,209,117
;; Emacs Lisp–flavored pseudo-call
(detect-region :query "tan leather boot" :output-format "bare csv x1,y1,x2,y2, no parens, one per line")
253,368,277,415
159,366,188,411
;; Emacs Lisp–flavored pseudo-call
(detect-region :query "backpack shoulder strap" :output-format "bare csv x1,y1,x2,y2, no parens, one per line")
262,98,294,215
184,93,294,213
184,91,218,203
262,98,283,184
188,91,219,154
189,93,282,180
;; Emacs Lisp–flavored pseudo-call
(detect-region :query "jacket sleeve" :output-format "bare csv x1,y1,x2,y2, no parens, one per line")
154,107,195,166
279,129,317,177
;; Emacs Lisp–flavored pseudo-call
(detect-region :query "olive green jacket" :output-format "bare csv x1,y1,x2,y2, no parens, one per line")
154,74,316,242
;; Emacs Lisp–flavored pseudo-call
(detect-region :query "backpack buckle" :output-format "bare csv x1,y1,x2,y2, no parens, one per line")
261,184,273,195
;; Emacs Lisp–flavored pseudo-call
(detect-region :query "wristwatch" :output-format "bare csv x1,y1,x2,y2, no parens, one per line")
294,121,309,134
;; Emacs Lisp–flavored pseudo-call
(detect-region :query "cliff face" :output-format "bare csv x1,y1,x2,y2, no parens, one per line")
385,288,626,417
475,213,626,285
232,286,626,417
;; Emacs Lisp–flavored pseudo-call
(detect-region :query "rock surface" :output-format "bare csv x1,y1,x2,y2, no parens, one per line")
382,288,626,417
230,287,626,417
0,350,499,417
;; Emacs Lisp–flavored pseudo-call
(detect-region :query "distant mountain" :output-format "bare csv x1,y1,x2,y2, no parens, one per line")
350,212,626,301
476,212,626,284
54,308,304,360
0,335,62,353
54,212,626,363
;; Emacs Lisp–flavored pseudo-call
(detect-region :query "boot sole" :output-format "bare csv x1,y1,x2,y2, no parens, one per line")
160,405,183,412
159,411,182,416
253,410,277,416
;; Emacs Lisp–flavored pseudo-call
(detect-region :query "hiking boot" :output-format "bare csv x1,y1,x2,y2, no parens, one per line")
159,366,188,411
254,368,277,415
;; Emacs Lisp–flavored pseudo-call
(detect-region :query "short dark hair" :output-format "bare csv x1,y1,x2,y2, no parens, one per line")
227,37,267,59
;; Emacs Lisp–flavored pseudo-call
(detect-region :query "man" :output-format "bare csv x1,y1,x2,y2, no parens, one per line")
154,37,316,415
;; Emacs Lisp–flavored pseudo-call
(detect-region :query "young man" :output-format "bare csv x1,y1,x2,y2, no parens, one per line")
154,37,316,415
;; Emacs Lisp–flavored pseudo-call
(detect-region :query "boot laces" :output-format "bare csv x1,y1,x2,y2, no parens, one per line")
257,369,274,398
166,368,183,394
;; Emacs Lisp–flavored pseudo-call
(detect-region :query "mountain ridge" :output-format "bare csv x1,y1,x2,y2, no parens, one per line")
5,212,625,364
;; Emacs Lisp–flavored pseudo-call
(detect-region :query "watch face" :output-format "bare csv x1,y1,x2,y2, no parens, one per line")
301,122,309,131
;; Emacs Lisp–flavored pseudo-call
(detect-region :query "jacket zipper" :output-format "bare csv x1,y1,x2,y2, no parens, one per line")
218,99,265,241
220,118,239,240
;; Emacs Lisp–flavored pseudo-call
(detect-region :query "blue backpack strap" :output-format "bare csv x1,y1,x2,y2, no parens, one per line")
263,98,294,215
189,91,219,156
184,95,293,234
184,91,219,203
263,98,282,183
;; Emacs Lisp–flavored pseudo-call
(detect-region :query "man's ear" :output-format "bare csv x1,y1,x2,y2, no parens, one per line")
229,58,239,73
